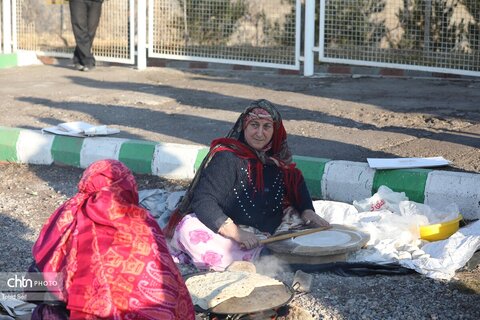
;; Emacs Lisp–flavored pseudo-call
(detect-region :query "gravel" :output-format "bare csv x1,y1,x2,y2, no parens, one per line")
0,163,479,319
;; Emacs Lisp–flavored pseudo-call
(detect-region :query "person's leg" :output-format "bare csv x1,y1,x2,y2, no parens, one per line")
83,0,103,68
171,214,263,271
69,0,89,67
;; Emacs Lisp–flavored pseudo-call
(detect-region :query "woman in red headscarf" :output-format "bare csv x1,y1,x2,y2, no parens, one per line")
31,159,195,320
165,99,329,271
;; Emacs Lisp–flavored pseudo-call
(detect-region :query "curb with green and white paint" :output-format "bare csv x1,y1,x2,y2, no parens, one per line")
1,126,479,220
0,52,43,69
0,53,17,69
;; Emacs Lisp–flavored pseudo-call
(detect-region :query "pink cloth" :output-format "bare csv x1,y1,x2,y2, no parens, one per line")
32,160,195,320
171,214,263,271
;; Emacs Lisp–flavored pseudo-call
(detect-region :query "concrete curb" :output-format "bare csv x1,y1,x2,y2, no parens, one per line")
0,53,17,69
1,126,479,220
0,52,44,69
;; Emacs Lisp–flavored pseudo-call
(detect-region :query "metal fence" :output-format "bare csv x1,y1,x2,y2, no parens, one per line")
149,0,301,69
1,0,11,53
3,0,479,77
1,1,3,52
318,0,480,76
14,0,134,63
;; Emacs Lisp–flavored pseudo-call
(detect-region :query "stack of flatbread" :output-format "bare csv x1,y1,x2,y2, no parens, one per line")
185,271,283,310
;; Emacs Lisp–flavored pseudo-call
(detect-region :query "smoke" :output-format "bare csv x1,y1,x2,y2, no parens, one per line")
254,254,291,278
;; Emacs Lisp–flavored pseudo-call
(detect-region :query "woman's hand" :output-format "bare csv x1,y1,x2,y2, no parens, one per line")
218,218,260,250
301,209,330,228
235,229,260,250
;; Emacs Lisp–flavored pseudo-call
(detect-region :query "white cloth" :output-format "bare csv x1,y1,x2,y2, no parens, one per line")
313,196,479,280
400,220,480,279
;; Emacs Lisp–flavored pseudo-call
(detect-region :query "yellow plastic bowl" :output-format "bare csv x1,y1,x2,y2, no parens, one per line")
420,214,462,241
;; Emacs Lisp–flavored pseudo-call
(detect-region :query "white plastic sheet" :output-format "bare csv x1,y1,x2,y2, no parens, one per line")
312,186,480,280
314,200,427,264
400,220,480,279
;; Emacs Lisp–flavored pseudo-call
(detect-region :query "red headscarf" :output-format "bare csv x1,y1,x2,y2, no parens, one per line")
165,99,304,238
32,160,195,320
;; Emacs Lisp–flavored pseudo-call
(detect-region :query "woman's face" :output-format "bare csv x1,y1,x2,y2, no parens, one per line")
243,118,274,151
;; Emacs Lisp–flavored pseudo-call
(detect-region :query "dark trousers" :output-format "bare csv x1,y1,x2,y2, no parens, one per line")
69,0,103,67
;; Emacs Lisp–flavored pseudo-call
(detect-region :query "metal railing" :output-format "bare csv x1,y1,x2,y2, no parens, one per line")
13,0,134,64
2,0,479,77
1,0,13,54
148,0,301,70
308,0,480,77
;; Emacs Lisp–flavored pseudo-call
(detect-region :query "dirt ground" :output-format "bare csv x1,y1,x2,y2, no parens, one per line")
0,163,478,302
0,63,479,317
0,64,479,173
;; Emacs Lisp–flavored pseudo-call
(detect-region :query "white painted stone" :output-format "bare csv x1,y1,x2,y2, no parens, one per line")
152,143,204,179
321,160,375,203
425,171,480,220
16,130,54,164
80,137,127,168
16,50,42,66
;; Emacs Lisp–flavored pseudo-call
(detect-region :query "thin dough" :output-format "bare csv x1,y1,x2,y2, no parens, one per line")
185,271,282,310
292,230,352,247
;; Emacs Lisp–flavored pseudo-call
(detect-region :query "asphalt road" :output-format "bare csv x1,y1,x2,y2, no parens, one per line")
1,62,479,173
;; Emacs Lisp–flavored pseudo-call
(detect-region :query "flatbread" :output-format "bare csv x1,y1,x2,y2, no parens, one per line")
292,230,352,247
185,271,283,310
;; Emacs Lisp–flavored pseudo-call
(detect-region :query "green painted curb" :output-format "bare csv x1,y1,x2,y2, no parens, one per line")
194,148,210,171
293,155,330,199
0,53,17,69
51,135,84,167
372,168,431,203
0,127,20,162
119,140,157,174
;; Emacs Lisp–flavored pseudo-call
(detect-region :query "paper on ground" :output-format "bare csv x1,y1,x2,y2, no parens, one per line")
367,156,450,169
42,121,120,137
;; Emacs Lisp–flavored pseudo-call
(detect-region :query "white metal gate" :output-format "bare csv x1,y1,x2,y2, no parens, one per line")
3,0,479,77
14,0,134,64
148,0,301,70
316,0,480,77
1,0,12,54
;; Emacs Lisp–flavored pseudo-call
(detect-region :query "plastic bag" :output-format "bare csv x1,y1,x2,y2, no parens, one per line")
312,200,358,224
399,201,459,225
357,210,424,245
353,185,408,214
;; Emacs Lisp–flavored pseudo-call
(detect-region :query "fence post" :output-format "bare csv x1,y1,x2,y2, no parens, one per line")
2,0,13,53
303,0,315,76
11,0,17,51
424,0,432,54
137,0,147,70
